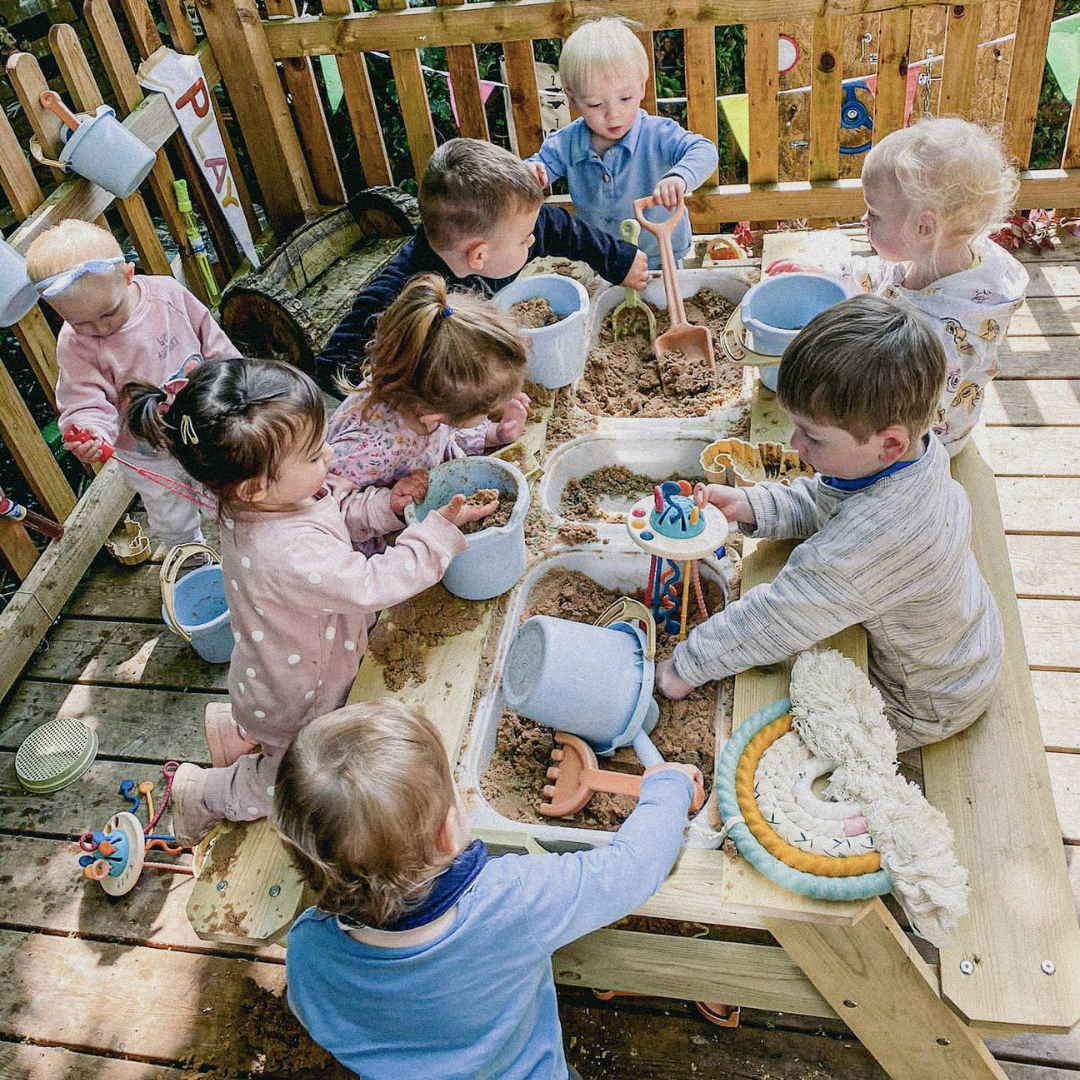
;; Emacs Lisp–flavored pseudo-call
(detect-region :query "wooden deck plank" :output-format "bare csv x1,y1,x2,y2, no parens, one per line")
1048,751,1080,844
1000,338,1080,380
984,381,1080,427
24,619,229,691
976,426,1080,477
0,681,221,762
0,1044,191,1079
1007,535,1080,599
66,560,172,621
997,478,1080,534
1019,599,1080,669
1032,671,1080,752
1024,265,1080,298
1010,297,1080,337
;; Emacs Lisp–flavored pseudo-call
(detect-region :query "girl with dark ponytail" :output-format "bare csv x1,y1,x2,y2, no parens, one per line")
124,356,497,845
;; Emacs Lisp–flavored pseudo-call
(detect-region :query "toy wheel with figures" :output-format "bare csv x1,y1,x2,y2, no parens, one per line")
82,811,146,896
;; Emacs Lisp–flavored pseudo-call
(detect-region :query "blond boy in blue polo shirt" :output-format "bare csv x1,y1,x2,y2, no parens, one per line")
527,17,718,268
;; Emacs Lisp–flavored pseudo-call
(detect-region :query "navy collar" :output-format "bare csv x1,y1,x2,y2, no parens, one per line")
379,839,488,931
821,439,926,492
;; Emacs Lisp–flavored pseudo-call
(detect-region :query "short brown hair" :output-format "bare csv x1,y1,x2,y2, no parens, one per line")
342,273,527,425
272,700,457,929
776,294,945,441
419,138,543,250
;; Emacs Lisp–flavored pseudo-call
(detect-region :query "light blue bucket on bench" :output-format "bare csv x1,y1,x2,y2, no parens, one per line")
160,544,234,664
405,456,530,601
501,599,662,764
492,273,591,389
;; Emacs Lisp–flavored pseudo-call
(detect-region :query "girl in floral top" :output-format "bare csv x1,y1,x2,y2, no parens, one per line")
327,274,530,501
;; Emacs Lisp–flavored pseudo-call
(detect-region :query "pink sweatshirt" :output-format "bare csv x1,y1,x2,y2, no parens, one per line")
56,275,240,451
220,474,466,751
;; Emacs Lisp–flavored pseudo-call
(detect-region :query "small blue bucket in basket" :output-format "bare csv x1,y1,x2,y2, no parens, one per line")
160,544,234,664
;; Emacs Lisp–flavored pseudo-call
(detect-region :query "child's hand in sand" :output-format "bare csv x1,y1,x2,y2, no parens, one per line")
488,392,531,446
764,257,823,276
621,249,649,292
390,469,429,514
643,760,705,811
695,482,755,526
655,658,696,701
437,492,498,528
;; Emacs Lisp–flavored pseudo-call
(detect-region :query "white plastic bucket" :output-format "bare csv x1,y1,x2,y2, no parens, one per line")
59,106,156,199
0,237,38,327
404,456,530,600
492,273,590,389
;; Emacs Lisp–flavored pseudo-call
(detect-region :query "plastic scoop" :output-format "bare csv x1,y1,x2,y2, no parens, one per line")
633,194,715,394
611,219,656,343
39,91,81,132
539,731,705,818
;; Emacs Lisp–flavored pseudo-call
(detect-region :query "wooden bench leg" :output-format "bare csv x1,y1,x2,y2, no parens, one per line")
765,900,1008,1080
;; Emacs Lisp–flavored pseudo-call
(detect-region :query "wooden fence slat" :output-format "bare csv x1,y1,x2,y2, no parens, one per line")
438,0,489,141
193,0,317,234
874,7,912,143
158,0,198,54
809,16,842,182
637,30,658,115
503,39,545,159
49,24,173,278
0,361,75,523
11,309,59,408
265,0,346,204
1003,0,1055,168
321,0,394,187
81,0,212,306
939,3,980,121
1059,72,1080,218
0,517,39,580
684,25,719,187
378,0,438,180
746,21,780,185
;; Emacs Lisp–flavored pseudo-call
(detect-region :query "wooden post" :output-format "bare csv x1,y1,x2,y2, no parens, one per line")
809,17,843,183
939,4,980,121
746,21,780,186
684,26,719,187
0,501,39,580
437,0,490,140
873,8,912,144
264,0,346,205
1002,0,1055,168
503,39,545,158
636,30,657,115
321,0,394,187
194,0,317,233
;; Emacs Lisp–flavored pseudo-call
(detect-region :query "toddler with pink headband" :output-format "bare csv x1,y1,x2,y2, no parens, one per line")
26,219,241,546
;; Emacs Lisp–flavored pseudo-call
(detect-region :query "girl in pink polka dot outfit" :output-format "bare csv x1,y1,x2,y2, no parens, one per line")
125,356,496,844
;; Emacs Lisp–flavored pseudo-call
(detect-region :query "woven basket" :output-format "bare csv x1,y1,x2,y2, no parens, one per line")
700,438,815,487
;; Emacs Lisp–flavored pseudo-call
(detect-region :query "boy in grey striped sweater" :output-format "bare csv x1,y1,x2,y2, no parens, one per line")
658,295,1003,751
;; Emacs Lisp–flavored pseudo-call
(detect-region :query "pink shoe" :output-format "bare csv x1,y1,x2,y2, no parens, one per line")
204,702,260,768
170,763,224,846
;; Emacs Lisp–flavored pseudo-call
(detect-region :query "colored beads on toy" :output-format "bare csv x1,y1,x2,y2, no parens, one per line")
631,518,644,529
632,508,646,517
640,531,653,540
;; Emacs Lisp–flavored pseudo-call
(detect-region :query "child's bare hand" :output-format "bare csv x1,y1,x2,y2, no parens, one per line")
64,431,105,463
533,161,549,188
694,482,755,526
437,492,497,528
764,257,822,276
390,470,428,514
489,392,530,446
655,657,696,701
653,175,686,211
621,249,649,292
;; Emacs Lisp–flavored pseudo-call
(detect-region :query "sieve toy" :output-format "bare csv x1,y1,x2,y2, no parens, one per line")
15,717,98,793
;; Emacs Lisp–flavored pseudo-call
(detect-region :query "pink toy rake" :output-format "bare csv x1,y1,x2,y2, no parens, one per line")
66,425,215,511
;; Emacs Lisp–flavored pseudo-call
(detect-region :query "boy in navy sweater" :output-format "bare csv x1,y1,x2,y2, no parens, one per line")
316,138,649,396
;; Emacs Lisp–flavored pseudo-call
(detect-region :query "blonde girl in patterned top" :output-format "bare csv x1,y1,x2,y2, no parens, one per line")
327,273,530,503
768,117,1028,454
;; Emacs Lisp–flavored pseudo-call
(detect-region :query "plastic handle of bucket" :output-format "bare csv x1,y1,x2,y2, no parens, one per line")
28,135,68,172
594,598,656,661
160,542,222,643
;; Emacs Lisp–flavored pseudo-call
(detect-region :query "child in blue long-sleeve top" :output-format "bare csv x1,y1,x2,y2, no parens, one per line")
316,138,649,396
527,18,719,269
275,700,702,1080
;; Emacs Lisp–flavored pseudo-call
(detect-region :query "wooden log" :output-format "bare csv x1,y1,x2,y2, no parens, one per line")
939,3,980,121
321,0,394,187
265,0,347,205
194,0,317,233
684,25,720,188
873,8,912,143
503,39,545,158
0,463,131,703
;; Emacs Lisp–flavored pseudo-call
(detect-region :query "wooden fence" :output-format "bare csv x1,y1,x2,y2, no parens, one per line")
0,0,1078,656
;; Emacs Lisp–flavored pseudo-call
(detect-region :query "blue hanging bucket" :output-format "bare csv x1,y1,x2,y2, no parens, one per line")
160,544,234,664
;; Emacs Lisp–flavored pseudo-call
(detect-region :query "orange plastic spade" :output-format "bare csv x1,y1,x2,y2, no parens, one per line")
39,91,81,132
633,194,715,393
538,731,705,818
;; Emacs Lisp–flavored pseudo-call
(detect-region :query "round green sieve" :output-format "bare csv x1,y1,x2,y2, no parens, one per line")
15,717,98,793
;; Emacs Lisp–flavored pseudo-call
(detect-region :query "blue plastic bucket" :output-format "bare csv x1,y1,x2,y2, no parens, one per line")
59,106,156,199
0,238,37,327
739,273,848,356
502,616,659,760
161,564,234,664
405,457,530,600
492,273,591,389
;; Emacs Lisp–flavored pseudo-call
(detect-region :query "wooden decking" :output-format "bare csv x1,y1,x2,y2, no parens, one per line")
2,240,1080,1078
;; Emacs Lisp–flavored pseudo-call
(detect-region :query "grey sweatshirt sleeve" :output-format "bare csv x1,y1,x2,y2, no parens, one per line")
672,537,876,686
743,477,822,540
